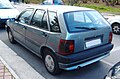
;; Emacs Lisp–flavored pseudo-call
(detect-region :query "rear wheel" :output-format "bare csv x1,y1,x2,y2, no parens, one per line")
43,49,61,75
8,29,16,43
112,23,120,35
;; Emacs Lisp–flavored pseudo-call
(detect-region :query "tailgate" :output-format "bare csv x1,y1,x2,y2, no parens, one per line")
68,28,111,53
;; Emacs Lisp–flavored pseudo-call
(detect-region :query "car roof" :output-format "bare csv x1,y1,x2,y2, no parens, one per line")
29,5,94,13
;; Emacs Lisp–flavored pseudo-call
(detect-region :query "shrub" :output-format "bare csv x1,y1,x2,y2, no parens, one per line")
24,0,43,4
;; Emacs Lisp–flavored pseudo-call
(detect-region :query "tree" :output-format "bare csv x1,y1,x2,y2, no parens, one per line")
104,0,110,6
93,0,100,3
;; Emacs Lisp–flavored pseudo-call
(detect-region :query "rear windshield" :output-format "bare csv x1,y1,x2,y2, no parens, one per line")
64,10,110,33
0,0,14,9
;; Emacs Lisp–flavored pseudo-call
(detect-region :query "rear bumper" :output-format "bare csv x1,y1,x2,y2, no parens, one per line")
59,53,109,70
56,43,113,70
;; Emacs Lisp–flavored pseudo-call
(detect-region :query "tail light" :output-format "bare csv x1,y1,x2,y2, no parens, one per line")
58,39,74,56
109,32,113,43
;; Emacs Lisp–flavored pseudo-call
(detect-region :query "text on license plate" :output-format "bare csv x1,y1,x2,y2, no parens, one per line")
86,39,101,48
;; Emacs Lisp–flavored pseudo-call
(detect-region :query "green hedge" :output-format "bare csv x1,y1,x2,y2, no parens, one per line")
24,0,43,4
74,4,120,14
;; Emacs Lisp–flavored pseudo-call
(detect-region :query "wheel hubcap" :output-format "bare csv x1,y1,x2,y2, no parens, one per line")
45,55,54,72
113,25,120,33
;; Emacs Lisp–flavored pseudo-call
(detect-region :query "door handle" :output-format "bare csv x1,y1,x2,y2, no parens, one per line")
42,32,47,37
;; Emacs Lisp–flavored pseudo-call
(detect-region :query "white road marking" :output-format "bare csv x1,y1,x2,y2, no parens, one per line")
101,46,120,67
101,60,113,67
111,46,120,52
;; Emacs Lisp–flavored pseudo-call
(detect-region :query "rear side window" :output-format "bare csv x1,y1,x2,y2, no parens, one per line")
48,11,60,33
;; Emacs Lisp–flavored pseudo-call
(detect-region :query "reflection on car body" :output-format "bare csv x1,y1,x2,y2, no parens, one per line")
104,62,120,79
6,5,113,75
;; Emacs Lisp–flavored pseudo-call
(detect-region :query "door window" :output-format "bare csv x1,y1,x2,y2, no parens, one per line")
41,13,48,30
19,9,33,24
31,9,45,28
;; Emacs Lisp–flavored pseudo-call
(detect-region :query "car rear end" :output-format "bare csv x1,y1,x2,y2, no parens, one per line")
0,0,19,27
57,10,113,70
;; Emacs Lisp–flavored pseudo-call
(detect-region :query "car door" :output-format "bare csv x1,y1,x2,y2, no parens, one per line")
13,9,33,44
25,9,49,54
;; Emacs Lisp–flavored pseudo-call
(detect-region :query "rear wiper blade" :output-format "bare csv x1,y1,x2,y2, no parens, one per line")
75,27,96,30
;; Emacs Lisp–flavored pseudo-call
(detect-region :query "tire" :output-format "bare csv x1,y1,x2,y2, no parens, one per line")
8,29,16,43
43,49,61,75
112,23,120,35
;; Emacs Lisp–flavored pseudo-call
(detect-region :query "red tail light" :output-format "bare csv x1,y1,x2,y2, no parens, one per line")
109,32,113,43
58,39,74,56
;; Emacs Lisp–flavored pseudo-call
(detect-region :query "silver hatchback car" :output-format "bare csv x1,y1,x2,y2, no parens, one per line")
6,5,113,75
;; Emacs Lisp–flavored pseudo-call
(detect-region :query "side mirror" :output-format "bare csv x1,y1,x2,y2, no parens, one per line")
104,62,120,79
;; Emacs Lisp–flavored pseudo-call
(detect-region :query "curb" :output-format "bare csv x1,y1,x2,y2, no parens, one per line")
0,56,20,79
0,40,45,79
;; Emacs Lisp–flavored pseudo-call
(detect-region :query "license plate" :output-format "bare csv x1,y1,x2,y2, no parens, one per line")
86,38,101,48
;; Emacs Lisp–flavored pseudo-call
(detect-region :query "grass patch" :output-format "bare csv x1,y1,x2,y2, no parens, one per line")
24,0,42,4
74,4,120,14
